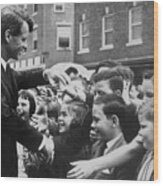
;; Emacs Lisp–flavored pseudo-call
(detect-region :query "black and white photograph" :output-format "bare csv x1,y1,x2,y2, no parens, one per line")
1,0,156,181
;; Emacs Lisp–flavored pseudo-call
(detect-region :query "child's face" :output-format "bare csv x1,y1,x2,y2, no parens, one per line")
142,78,154,103
58,104,73,134
138,114,154,151
91,104,115,141
17,96,30,121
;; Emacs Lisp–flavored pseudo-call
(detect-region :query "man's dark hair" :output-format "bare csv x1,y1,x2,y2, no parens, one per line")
94,94,126,131
18,90,36,117
95,60,119,73
1,6,34,44
93,69,124,94
143,70,154,80
113,65,134,83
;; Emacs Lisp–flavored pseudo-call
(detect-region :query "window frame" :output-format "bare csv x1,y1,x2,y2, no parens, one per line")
32,4,38,16
56,23,72,50
78,20,90,54
54,4,65,13
100,13,114,51
32,25,38,52
126,6,143,46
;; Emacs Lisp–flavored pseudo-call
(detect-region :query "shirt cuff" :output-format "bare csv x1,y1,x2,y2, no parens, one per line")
38,135,46,151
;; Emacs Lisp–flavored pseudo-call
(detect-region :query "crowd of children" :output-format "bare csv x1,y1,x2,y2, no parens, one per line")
16,62,154,180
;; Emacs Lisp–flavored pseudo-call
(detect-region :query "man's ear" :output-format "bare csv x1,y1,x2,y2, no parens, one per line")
111,114,119,128
5,29,12,43
114,89,122,97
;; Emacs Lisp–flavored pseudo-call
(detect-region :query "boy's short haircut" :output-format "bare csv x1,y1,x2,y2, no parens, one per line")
113,66,134,83
95,60,119,73
93,70,124,93
18,90,36,117
94,94,126,131
138,99,154,122
143,70,154,80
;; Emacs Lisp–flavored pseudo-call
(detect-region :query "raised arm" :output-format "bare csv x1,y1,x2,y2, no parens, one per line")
67,137,144,179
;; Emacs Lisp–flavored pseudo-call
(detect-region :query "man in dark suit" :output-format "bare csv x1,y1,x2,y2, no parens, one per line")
1,6,54,177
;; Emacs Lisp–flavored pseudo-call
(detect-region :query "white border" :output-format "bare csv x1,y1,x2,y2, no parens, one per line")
0,1,162,186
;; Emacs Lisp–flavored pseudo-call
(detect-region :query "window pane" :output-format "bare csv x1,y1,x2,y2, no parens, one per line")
105,16,113,30
82,37,89,49
132,25,142,40
21,60,26,68
132,8,142,23
105,32,113,45
82,22,89,35
35,56,41,66
28,58,33,66
34,4,38,12
34,40,38,50
55,4,63,11
59,37,69,48
16,61,19,69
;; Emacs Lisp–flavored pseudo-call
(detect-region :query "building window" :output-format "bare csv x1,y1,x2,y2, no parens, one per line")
23,4,28,11
28,58,33,67
33,4,38,12
15,61,19,69
101,14,114,50
78,16,89,54
33,29,38,51
21,60,26,68
54,4,64,12
34,56,41,66
57,25,72,50
26,60,28,67
127,6,143,46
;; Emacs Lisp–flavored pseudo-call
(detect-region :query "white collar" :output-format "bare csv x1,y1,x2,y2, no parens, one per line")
105,133,123,151
1,57,7,71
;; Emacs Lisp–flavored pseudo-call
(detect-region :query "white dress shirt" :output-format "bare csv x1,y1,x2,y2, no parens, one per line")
1,57,7,71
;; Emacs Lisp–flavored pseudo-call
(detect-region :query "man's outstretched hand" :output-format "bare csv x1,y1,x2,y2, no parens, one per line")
67,160,96,179
43,66,71,87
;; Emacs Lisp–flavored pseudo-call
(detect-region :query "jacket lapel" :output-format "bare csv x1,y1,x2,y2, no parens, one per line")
1,65,18,108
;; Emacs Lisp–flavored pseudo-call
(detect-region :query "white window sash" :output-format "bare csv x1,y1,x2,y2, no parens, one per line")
79,21,89,52
102,15,113,48
129,7,142,43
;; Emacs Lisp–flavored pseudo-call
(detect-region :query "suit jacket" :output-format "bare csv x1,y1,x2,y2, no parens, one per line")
49,123,90,179
90,134,137,180
1,63,47,177
137,151,154,181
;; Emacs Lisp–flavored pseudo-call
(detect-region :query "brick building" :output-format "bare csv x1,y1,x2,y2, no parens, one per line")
74,1,154,83
10,3,74,71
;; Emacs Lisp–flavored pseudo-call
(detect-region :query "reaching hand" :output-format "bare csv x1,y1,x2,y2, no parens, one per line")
67,160,96,179
31,113,49,135
40,135,55,165
43,66,71,87
122,80,131,105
